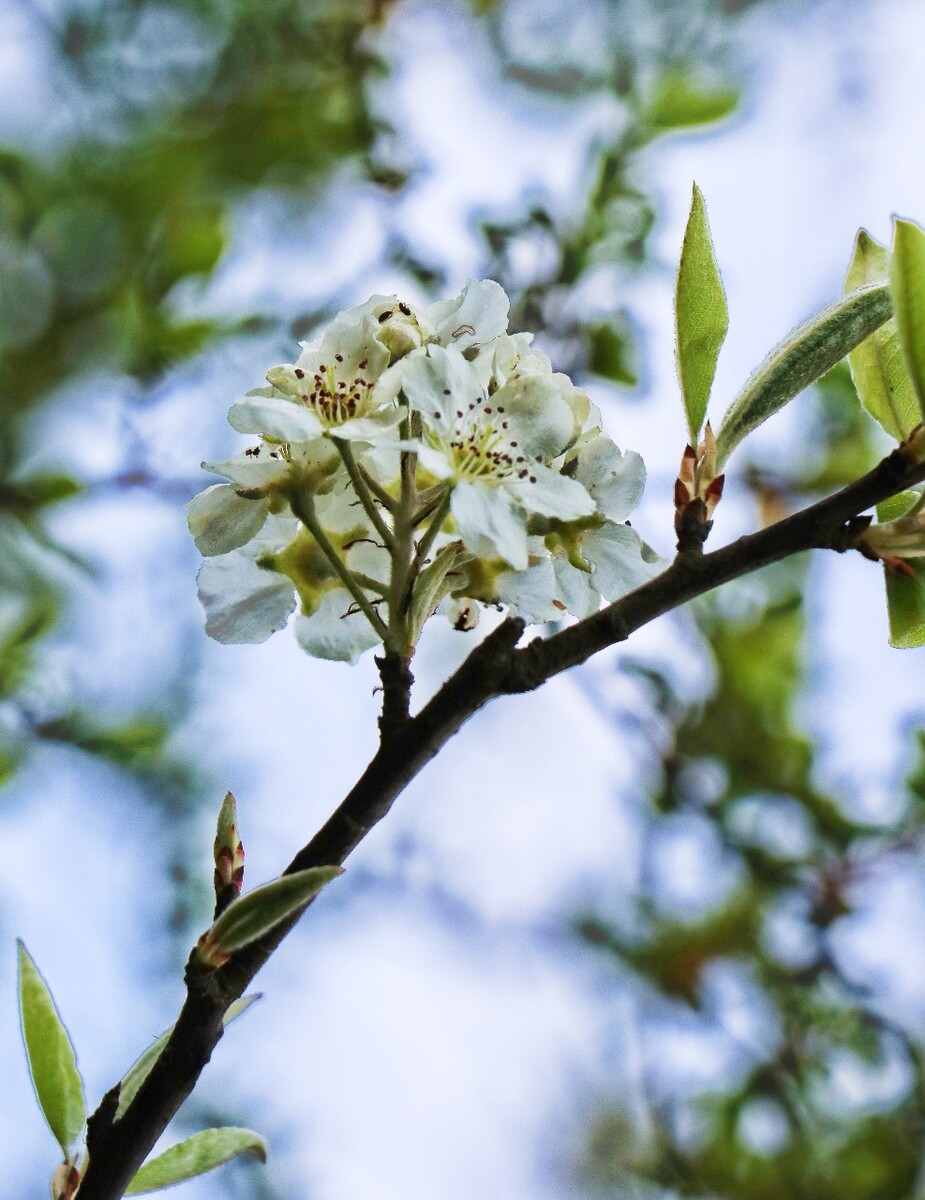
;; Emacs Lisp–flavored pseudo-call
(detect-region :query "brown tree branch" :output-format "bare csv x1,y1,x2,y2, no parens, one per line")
78,443,925,1200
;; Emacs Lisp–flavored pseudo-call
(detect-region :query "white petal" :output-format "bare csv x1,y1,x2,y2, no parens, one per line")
574,436,646,521
584,523,663,601
333,408,406,442
198,553,295,644
493,372,579,459
414,443,455,480
228,394,323,442
187,484,269,556
507,466,595,520
451,481,529,569
496,559,561,624
202,451,290,489
294,590,383,663
552,555,600,619
400,345,482,433
428,279,510,350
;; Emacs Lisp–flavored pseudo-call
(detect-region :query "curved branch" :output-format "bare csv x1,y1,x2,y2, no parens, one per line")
77,443,925,1200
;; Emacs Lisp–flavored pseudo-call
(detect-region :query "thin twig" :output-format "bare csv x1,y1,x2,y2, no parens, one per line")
334,438,395,551
76,443,925,1200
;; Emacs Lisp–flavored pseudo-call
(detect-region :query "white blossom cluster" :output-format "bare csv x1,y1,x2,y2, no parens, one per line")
189,281,658,662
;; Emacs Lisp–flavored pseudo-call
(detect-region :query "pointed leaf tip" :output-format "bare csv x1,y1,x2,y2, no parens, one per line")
675,183,728,444
125,1127,267,1194
17,941,87,1155
890,216,925,424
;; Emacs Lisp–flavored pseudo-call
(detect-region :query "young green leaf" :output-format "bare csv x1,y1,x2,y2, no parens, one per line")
116,993,262,1119
715,283,893,469
675,183,728,443
878,492,925,648
125,1127,267,1194
197,866,343,966
16,940,86,1155
845,229,919,440
890,216,925,422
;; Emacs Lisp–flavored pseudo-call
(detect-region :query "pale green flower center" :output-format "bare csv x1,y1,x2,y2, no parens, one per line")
295,355,374,427
431,400,539,487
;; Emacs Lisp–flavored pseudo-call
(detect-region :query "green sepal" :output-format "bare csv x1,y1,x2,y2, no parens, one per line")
845,229,920,440
715,283,893,469
198,867,343,964
408,541,469,646
675,183,728,443
125,1127,267,1194
116,993,261,1119
878,491,925,648
890,216,925,423
17,941,87,1156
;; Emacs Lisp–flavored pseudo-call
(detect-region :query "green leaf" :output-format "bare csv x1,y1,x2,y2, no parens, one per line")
198,867,343,964
16,941,86,1155
715,283,893,469
845,229,920,440
125,1127,267,1194
675,183,728,443
646,68,739,132
890,216,925,423
117,994,261,1119
878,492,925,648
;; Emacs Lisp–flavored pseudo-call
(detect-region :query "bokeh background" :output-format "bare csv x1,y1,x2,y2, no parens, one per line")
3,0,925,1196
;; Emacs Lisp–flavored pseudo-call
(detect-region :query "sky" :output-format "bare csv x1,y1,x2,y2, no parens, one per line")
3,0,925,1197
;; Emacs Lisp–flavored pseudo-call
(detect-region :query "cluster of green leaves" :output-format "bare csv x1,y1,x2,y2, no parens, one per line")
18,853,340,1195
674,183,925,646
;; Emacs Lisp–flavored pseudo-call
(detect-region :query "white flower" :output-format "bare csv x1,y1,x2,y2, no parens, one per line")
400,345,594,569
196,489,388,663
232,315,401,444
188,436,344,557
189,279,655,660
328,293,435,361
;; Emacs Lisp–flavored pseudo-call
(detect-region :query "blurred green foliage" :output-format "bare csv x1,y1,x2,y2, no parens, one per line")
575,380,925,1196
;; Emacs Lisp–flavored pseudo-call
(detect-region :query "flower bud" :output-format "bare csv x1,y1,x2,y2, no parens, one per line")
214,791,245,913
674,422,725,552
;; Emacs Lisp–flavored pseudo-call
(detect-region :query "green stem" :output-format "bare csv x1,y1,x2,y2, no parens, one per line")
358,461,398,512
334,439,395,551
412,488,452,572
290,491,390,642
387,432,418,653
352,571,390,595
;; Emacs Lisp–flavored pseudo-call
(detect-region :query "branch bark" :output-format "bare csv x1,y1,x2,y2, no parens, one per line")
77,443,925,1200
